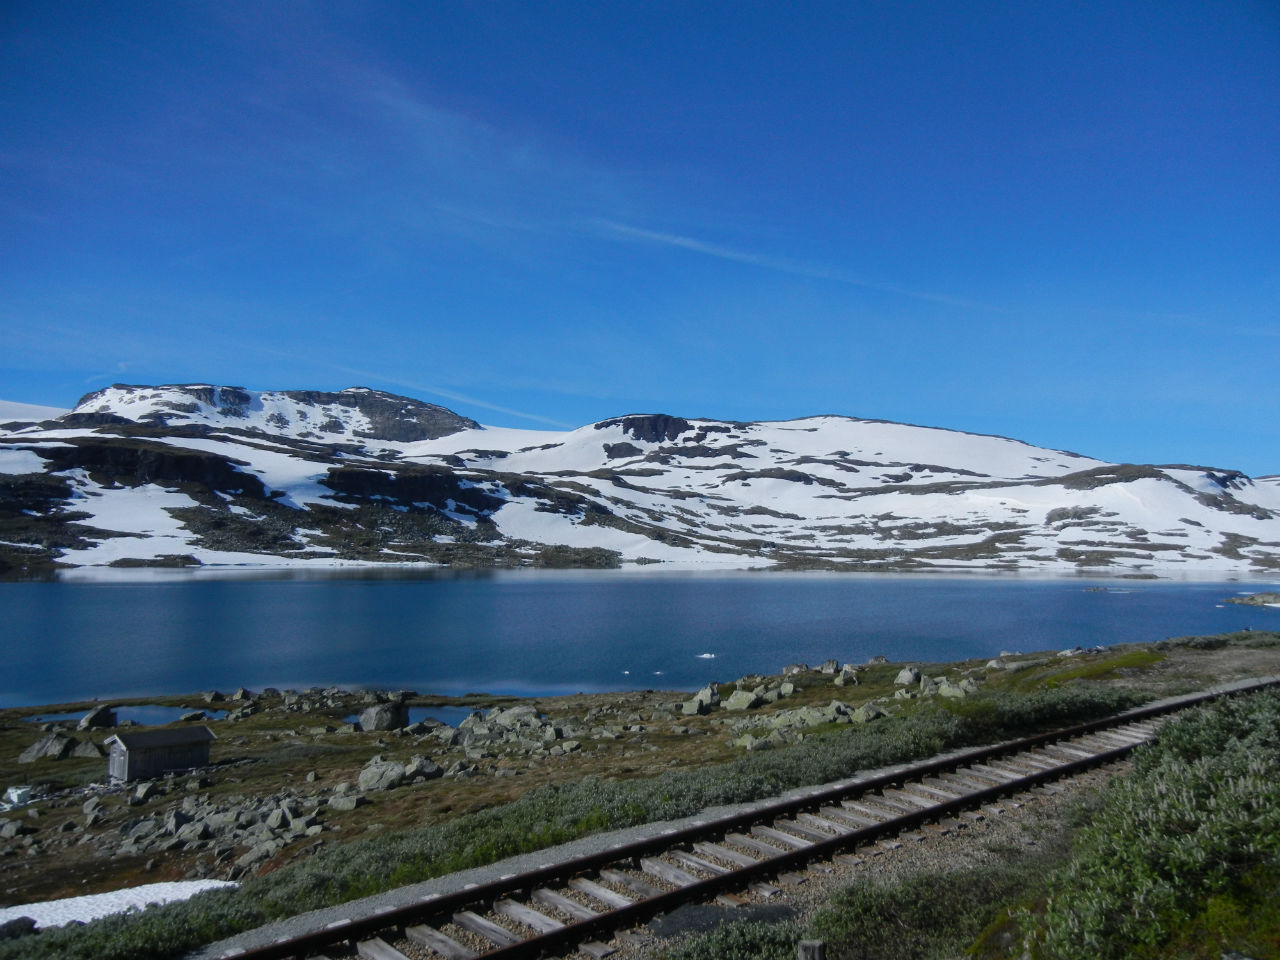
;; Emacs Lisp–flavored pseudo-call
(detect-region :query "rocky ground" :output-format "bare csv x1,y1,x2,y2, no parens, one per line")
3,631,1279,913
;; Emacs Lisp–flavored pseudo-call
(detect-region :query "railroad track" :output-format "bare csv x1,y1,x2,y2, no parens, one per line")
219,677,1280,960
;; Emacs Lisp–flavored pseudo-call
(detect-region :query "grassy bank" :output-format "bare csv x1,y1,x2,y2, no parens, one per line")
666,684,1280,960
0,686,1141,960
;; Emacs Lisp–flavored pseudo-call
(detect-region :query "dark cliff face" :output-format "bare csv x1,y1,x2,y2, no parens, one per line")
594,415,692,443
321,465,503,514
37,439,269,497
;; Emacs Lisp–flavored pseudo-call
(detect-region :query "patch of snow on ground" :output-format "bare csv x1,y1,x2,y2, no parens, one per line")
0,447,49,474
0,400,68,422
0,880,236,929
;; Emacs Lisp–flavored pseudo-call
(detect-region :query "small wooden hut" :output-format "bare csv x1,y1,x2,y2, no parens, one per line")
104,726,216,782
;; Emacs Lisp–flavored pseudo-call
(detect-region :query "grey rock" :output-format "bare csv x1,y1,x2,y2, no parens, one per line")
834,667,859,686
852,702,888,723
18,733,76,763
328,794,367,811
404,756,443,781
782,663,808,675
358,758,407,792
71,739,104,758
77,704,117,730
359,703,409,731
894,666,921,686
818,659,840,674
0,916,37,941
723,689,762,711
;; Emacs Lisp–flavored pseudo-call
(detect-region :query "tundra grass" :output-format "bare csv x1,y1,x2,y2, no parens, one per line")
0,685,1141,960
667,687,1280,960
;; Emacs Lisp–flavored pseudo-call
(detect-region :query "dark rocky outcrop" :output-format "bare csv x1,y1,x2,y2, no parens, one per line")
594,415,691,443
322,465,502,514
37,439,268,497
283,389,478,441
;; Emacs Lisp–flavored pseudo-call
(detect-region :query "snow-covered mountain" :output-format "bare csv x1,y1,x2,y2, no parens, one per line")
2,383,1277,577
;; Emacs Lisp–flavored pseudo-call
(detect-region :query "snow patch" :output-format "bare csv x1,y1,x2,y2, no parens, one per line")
0,880,236,929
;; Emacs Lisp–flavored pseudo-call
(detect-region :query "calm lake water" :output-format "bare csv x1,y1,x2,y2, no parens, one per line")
2,570,1276,708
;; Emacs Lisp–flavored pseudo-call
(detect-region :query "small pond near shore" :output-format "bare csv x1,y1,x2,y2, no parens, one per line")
2,569,1277,708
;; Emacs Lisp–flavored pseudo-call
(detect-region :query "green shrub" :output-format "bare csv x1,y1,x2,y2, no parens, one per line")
663,920,800,960
0,686,1142,960
1024,690,1280,959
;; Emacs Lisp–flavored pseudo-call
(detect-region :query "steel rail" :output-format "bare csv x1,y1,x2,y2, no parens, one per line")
219,675,1280,960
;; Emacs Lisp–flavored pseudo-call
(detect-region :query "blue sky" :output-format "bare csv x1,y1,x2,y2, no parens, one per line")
3,2,1277,474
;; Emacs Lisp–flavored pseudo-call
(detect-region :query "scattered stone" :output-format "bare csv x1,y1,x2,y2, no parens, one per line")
723,689,762,711
818,659,840,674
72,738,104,758
852,702,888,723
328,794,367,812
77,704,117,730
18,733,76,763
180,711,207,722
358,757,407,792
0,916,37,941
834,666,859,686
782,663,808,675
203,691,225,703
404,756,443,781
359,703,410,732
5,786,33,806
894,667,921,686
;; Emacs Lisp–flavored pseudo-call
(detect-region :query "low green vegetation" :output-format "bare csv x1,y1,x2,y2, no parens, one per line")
0,685,1140,960
1023,688,1280,959
666,685,1280,960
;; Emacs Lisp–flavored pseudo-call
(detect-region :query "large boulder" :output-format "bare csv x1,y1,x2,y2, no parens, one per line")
723,689,762,711
359,703,409,732
405,756,443,781
0,916,37,941
18,733,76,763
357,757,407,792
894,666,921,686
77,704,116,730
834,666,859,686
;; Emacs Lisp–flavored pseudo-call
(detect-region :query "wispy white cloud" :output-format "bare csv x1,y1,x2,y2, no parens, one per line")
318,361,575,429
592,220,1004,313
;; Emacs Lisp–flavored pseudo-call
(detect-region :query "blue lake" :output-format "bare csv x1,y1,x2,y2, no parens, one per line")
1,570,1276,708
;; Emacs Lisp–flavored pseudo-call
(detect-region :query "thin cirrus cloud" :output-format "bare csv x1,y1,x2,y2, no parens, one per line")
320,362,575,430
592,219,1004,313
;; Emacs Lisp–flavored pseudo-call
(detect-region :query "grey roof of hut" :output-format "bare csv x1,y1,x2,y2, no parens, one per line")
105,726,217,749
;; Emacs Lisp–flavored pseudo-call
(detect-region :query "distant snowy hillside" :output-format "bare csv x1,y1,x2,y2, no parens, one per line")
1,384,1277,577
0,399,69,423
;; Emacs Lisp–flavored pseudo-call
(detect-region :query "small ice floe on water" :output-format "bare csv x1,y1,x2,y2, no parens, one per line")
0,880,237,929
653,670,664,676
622,670,630,675
696,653,716,659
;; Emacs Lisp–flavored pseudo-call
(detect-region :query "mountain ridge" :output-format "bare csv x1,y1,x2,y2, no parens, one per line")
1,383,1277,578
